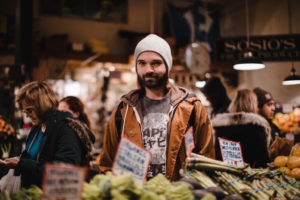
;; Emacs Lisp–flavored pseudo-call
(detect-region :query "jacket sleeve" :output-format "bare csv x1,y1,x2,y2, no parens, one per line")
193,101,216,159
98,105,121,173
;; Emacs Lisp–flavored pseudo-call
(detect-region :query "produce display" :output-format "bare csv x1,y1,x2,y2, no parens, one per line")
183,153,300,200
273,107,300,134
1,153,300,200
0,185,42,200
273,144,300,179
82,172,194,200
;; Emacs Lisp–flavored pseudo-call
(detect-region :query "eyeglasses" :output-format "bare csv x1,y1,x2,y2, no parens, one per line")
22,107,35,116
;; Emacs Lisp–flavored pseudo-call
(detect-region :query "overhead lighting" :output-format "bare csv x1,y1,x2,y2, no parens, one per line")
233,0,265,71
282,66,300,85
233,51,265,70
169,78,175,84
195,80,206,88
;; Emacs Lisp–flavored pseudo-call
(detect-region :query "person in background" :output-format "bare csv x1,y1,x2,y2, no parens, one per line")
212,89,271,168
0,81,93,188
253,87,293,160
58,96,95,143
98,34,215,181
201,76,231,118
253,87,284,144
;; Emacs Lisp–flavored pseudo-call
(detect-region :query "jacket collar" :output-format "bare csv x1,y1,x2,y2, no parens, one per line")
212,112,272,148
212,112,269,128
120,82,189,107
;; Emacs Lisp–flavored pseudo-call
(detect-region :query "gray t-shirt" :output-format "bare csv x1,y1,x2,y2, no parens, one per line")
141,95,170,179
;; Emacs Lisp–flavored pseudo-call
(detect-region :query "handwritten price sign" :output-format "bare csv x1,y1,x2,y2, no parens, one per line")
42,164,86,200
184,127,195,156
112,137,151,183
218,138,245,167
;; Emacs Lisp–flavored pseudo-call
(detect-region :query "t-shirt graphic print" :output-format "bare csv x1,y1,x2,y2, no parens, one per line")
141,95,170,179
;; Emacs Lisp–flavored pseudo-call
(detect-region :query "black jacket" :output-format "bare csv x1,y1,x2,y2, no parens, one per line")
15,111,93,188
212,112,271,168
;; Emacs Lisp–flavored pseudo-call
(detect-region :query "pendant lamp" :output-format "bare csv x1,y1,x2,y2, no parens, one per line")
282,0,300,85
233,0,265,70
282,65,300,85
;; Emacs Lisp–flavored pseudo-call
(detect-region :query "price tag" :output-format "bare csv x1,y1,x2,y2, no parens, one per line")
218,138,245,167
112,136,151,183
184,127,195,156
42,163,86,200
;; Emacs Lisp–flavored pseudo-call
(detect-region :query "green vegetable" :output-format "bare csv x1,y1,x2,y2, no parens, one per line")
145,174,171,195
200,193,216,200
165,184,193,200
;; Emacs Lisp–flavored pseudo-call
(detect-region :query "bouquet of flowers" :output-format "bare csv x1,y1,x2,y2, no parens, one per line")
0,117,15,159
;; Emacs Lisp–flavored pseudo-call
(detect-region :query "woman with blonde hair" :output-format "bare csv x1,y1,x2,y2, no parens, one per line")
212,89,271,168
0,81,93,188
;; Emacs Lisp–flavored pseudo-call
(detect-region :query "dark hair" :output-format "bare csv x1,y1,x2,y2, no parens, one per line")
202,77,231,116
16,81,58,122
60,96,92,129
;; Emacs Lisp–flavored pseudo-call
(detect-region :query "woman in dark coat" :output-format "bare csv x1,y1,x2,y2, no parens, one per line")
0,81,93,188
212,89,271,168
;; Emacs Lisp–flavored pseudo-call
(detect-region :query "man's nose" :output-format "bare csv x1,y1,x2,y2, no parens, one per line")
145,64,155,72
271,105,275,111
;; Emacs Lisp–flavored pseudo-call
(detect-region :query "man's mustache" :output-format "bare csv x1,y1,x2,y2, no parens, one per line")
144,73,158,78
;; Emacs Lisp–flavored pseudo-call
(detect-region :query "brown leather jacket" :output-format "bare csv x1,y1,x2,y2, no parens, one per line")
98,83,215,181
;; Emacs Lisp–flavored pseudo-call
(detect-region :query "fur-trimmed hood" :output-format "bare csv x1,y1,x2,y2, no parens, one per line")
66,117,93,162
212,112,272,149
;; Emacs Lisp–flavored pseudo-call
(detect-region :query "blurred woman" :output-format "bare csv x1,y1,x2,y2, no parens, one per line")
58,96,95,143
212,89,271,168
0,81,93,188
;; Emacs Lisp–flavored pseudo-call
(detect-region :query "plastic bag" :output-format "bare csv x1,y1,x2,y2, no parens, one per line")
0,169,21,193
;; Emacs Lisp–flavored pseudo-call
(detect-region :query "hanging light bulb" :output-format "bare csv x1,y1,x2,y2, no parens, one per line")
233,51,265,70
233,0,265,71
282,65,300,85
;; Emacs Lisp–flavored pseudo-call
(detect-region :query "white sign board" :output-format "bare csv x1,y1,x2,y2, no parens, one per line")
112,136,151,183
218,138,245,167
42,164,86,200
184,127,195,156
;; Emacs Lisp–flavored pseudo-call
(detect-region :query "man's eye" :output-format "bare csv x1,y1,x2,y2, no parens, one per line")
138,61,146,65
151,61,162,66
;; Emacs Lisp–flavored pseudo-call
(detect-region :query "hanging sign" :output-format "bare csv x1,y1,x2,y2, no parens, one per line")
184,127,195,156
218,138,245,167
42,163,86,200
112,137,151,183
215,34,300,61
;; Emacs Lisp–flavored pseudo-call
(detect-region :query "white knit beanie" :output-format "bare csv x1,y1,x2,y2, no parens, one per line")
134,34,172,73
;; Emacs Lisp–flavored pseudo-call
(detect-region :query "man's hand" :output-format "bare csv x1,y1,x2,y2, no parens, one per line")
4,157,20,168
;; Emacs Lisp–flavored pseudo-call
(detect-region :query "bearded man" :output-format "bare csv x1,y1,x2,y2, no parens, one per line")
98,34,215,181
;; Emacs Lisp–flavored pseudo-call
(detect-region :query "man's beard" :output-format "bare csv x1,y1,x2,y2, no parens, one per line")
137,72,168,89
